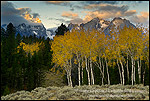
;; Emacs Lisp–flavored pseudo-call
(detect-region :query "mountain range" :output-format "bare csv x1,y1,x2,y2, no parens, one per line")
1,17,136,39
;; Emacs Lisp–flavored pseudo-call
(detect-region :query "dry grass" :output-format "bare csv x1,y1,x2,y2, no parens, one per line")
1,84,149,100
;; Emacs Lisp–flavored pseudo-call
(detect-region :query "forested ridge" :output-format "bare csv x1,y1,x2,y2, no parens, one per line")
1,23,149,97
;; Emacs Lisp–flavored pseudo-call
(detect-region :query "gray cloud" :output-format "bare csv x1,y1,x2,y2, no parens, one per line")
130,12,149,25
1,1,30,25
32,13,40,18
44,1,144,12
70,18,85,25
82,4,137,22
81,1,118,5
81,1,143,5
48,18,70,25
70,8,74,11
1,1,31,16
1,1,41,26
45,1,72,7
84,4,129,12
44,1,83,11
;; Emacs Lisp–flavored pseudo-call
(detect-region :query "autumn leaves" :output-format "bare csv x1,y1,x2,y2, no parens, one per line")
51,25,149,86
17,41,44,56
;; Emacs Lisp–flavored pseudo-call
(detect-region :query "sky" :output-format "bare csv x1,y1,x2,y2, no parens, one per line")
1,1,149,29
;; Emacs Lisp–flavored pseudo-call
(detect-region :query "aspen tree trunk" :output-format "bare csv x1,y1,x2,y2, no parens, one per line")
90,58,94,85
133,60,136,84
105,57,110,85
77,54,81,86
139,59,141,83
131,57,134,85
67,71,70,86
120,60,125,85
126,54,129,83
137,58,141,84
81,57,84,84
143,70,145,86
81,66,83,84
85,56,90,85
102,60,104,85
99,56,104,85
69,69,72,87
78,56,81,86
142,65,146,86
69,57,73,87
117,59,122,85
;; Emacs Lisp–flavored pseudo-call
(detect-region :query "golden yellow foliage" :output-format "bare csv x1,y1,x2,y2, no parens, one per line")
17,41,43,56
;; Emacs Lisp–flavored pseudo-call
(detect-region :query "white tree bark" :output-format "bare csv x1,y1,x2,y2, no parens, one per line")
137,58,141,84
117,59,122,85
131,57,134,85
85,56,90,85
69,69,72,87
81,57,84,85
102,59,105,85
78,62,81,86
126,54,129,83
143,69,145,86
90,58,94,85
133,60,136,84
66,70,70,86
99,57,104,85
69,57,73,87
120,60,125,85
105,57,110,85
77,55,81,86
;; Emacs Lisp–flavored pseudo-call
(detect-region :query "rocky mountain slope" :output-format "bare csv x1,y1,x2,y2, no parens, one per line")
1,17,136,39
1,85,149,100
103,17,136,34
67,17,135,35
16,23,47,38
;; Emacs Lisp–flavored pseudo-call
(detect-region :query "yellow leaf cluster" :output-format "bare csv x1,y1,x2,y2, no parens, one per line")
17,41,42,56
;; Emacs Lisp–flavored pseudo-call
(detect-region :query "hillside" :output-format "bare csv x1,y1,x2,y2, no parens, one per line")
1,85,149,100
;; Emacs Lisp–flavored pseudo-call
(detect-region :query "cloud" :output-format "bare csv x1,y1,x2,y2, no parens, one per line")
83,10,137,22
84,4,129,12
16,7,31,15
130,12,149,25
59,3,137,25
45,1,72,7
45,1,84,11
82,4,137,22
1,1,31,16
70,8,74,11
81,1,143,5
80,1,119,5
124,10,137,16
62,11,78,19
1,1,42,26
48,18,70,24
46,1,70,4
32,13,40,18
1,1,30,25
70,18,85,25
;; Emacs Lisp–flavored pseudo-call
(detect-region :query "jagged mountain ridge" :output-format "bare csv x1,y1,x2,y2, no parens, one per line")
16,23,47,38
67,17,136,35
1,17,136,39
1,23,48,38
103,17,136,34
